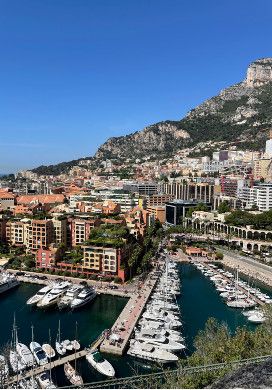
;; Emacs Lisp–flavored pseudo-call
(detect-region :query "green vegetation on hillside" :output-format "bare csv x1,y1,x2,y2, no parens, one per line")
225,209,272,229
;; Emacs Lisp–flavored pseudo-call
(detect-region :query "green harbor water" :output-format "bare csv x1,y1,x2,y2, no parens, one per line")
0,263,269,386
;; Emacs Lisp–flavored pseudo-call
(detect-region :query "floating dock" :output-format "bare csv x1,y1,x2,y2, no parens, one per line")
7,334,105,386
193,260,265,306
100,272,158,355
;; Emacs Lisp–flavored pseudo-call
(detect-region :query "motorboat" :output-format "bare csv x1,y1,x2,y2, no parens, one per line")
37,371,57,389
70,287,96,309
0,355,9,381
86,350,115,377
37,281,71,308
127,340,178,363
242,309,261,317
9,350,26,373
58,284,83,310
19,377,39,389
26,285,53,306
0,273,20,294
71,340,80,351
55,320,66,356
226,299,255,309
63,339,74,351
135,328,184,343
42,344,56,359
30,342,48,365
64,362,83,386
135,333,185,351
55,341,66,356
247,312,266,324
16,343,34,367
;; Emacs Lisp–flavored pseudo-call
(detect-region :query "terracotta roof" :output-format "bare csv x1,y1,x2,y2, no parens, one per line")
17,194,65,205
0,192,16,199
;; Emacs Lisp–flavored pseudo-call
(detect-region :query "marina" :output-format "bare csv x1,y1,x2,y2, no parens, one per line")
0,260,271,387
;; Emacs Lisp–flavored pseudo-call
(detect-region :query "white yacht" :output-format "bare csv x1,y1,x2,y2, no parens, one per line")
42,344,56,359
135,328,184,343
16,343,34,367
37,371,57,389
58,284,83,310
135,333,185,351
37,281,71,308
70,287,96,309
26,285,53,306
9,350,26,373
55,320,66,356
64,362,83,386
71,340,80,351
63,339,73,351
0,273,20,294
247,312,266,324
30,342,48,365
0,355,8,381
86,350,115,377
128,340,178,363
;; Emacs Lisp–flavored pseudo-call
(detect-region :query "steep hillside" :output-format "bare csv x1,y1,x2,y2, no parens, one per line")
31,58,272,175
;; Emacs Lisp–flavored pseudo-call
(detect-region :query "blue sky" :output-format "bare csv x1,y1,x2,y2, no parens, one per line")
1,0,272,173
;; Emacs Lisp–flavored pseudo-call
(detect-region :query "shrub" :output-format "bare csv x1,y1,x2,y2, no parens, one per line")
114,276,123,284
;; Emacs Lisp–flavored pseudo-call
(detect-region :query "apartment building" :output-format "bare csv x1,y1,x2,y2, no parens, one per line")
36,244,63,268
246,183,272,211
27,220,54,251
6,219,29,246
146,206,165,224
162,180,214,204
82,245,125,280
70,219,101,247
52,218,67,247
144,194,175,207
0,192,16,211
253,158,271,180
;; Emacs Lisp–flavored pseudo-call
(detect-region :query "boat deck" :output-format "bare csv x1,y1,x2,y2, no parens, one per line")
7,334,105,386
193,260,265,306
100,273,158,355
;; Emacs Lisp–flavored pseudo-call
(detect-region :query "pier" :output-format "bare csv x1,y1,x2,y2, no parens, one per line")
7,334,105,386
100,271,158,355
7,270,133,298
192,259,265,306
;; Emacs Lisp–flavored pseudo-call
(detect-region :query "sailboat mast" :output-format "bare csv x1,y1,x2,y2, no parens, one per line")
49,329,52,382
74,322,78,372
31,325,35,383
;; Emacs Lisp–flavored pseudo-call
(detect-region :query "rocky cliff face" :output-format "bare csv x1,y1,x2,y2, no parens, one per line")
95,122,191,160
94,57,272,162
246,58,272,87
31,58,272,174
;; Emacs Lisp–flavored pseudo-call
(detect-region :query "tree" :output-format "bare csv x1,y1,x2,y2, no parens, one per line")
218,200,230,214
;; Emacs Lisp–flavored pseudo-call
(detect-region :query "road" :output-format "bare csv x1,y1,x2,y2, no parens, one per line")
220,248,272,276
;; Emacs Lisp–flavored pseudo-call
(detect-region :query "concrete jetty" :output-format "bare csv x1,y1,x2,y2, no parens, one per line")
7,269,133,298
100,272,158,355
200,261,265,306
7,334,105,386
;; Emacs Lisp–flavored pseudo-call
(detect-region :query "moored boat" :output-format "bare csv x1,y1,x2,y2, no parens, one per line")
64,362,83,386
86,350,115,377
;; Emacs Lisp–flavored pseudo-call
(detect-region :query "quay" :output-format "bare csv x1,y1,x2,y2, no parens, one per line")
8,334,105,386
7,269,133,298
100,271,158,355
191,259,265,306
8,349,89,385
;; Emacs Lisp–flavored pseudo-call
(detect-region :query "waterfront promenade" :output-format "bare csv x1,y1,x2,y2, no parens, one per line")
100,271,158,355
7,269,133,298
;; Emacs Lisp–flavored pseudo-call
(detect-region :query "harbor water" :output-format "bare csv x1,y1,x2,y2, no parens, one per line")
0,263,268,386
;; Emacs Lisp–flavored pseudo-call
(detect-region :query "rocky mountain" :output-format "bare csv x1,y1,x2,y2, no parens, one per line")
31,58,272,175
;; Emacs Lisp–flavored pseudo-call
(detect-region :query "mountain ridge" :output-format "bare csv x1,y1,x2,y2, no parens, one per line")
31,58,272,175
